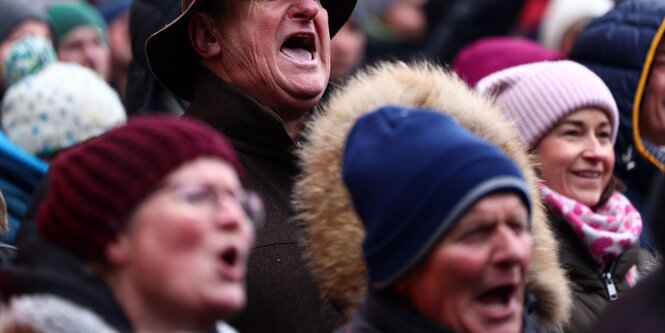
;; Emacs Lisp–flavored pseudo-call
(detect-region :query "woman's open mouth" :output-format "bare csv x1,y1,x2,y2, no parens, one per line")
217,246,246,281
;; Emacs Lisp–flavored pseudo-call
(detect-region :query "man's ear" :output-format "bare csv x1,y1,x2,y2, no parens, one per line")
188,12,223,59
105,233,132,267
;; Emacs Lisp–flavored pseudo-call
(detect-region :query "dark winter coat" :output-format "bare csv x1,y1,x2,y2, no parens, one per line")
0,132,47,243
186,68,343,333
0,238,133,332
587,267,665,333
586,170,665,333
548,210,640,333
569,0,665,221
336,290,456,333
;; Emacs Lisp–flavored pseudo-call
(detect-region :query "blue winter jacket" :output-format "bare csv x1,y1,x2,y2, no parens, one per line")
0,131,47,243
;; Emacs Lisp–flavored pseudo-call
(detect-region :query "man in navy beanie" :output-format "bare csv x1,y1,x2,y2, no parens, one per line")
339,105,534,333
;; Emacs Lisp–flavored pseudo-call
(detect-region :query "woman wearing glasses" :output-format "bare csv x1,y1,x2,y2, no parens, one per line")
0,115,261,333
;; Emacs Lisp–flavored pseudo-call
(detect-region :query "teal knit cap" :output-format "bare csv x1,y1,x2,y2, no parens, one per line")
46,1,107,45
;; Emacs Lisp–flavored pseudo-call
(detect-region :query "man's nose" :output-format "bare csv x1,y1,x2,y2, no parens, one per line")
494,225,532,269
288,0,320,22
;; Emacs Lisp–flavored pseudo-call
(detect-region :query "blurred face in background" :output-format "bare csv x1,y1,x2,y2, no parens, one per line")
57,26,110,80
381,0,428,40
536,108,615,207
559,18,591,56
107,12,132,68
394,193,531,333
330,20,366,82
0,20,51,89
107,157,255,330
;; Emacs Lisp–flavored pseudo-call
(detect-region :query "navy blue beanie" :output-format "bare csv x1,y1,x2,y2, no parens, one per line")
342,106,532,289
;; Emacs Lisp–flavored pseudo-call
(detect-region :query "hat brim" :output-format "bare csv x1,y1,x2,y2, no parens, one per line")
146,0,356,102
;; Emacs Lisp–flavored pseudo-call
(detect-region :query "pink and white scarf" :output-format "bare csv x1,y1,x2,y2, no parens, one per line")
539,184,642,272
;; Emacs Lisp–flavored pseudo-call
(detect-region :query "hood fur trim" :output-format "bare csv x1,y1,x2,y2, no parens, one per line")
294,61,571,330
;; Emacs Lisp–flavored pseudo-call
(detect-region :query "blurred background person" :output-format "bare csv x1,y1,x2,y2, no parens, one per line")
0,0,50,101
337,106,534,333
354,0,428,65
96,0,132,103
569,0,665,251
538,0,613,55
1,36,126,162
478,60,644,333
452,36,564,88
46,1,110,80
330,7,367,84
125,0,184,115
0,36,56,243
0,116,258,332
424,0,526,65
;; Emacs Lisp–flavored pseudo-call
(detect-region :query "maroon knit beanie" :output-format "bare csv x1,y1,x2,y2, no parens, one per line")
37,115,243,262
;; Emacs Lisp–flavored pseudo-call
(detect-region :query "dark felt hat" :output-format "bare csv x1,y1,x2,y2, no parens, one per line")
146,0,356,101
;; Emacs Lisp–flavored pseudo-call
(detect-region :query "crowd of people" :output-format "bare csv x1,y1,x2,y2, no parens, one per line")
0,0,663,332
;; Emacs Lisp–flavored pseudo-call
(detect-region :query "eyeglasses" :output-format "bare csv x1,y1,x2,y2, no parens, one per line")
164,183,265,228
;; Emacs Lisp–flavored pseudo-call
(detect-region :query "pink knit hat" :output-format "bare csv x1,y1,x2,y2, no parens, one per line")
452,36,564,88
476,60,619,147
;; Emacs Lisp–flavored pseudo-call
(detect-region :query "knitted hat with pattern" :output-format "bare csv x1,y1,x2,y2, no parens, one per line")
342,106,531,289
37,115,243,261
46,1,107,45
1,62,126,157
2,35,56,87
476,60,619,148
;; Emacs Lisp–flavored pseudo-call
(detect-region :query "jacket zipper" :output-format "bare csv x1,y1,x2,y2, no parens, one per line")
602,259,619,301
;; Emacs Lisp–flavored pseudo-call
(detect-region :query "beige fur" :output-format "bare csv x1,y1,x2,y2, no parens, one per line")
293,61,572,330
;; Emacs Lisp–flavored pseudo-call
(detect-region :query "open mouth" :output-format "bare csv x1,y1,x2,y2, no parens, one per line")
217,246,247,281
478,285,516,308
281,33,315,61
220,247,238,267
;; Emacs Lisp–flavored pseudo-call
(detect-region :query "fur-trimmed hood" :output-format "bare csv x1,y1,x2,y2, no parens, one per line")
293,61,572,330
